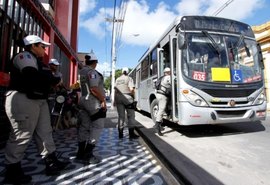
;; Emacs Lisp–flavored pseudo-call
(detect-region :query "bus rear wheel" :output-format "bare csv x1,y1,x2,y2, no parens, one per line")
150,99,159,123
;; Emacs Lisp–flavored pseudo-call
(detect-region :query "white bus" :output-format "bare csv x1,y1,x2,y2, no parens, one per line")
130,15,267,125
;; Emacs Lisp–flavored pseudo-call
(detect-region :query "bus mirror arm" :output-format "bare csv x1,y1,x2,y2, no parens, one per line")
257,44,265,69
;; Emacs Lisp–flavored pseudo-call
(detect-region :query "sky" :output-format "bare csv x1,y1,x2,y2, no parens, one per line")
78,0,270,77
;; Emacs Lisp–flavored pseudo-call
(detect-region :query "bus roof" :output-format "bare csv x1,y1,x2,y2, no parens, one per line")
138,15,254,63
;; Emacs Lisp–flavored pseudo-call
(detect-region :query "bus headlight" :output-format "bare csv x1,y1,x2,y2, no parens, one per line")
254,90,266,105
182,90,209,107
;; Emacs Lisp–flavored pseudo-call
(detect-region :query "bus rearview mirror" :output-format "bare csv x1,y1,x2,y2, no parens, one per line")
178,33,186,49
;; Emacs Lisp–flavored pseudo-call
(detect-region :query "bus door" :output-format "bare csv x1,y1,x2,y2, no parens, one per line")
135,68,141,106
169,35,178,122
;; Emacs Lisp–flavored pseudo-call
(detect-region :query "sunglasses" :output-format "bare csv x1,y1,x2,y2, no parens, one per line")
40,44,46,49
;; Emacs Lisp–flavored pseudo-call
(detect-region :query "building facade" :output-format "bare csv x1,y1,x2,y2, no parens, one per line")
252,21,270,111
0,0,80,148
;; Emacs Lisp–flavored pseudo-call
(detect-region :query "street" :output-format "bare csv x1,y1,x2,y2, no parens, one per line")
135,110,270,185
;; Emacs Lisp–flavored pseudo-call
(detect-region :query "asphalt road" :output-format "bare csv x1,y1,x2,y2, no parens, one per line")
134,110,270,185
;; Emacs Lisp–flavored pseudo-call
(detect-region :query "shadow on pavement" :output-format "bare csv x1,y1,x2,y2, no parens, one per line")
162,120,265,138
135,110,266,184
135,122,224,185
137,109,265,138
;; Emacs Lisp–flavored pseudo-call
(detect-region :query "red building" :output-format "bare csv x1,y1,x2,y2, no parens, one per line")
0,0,80,147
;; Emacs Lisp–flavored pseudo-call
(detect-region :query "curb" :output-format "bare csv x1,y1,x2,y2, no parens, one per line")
135,124,192,185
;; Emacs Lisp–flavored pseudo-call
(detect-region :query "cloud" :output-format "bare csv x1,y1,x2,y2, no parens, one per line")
175,0,206,15
175,0,265,20
80,8,109,39
121,0,176,46
79,0,97,15
96,62,111,76
205,0,264,20
79,0,266,47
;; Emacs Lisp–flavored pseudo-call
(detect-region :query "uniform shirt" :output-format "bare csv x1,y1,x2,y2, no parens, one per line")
9,51,60,99
115,75,134,94
157,75,171,95
79,65,105,105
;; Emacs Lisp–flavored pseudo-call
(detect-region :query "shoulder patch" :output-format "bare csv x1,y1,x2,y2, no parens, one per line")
89,73,97,79
26,54,32,59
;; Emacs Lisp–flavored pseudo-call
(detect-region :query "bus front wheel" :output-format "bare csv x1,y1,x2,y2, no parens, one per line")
150,99,159,123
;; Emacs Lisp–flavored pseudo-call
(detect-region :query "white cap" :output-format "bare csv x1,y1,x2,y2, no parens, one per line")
49,59,60,66
23,35,51,46
164,67,171,73
85,52,98,61
122,67,129,74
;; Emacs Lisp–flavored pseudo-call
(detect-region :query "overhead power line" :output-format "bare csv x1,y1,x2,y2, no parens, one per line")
212,0,234,16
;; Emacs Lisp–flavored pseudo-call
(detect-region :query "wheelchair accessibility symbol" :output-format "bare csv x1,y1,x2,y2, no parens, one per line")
232,70,242,82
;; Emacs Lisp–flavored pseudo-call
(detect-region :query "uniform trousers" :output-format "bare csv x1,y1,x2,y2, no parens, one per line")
156,93,168,122
77,97,104,144
115,93,136,129
4,91,56,164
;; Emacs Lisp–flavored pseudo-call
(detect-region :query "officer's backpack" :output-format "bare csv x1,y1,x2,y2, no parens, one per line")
155,75,164,90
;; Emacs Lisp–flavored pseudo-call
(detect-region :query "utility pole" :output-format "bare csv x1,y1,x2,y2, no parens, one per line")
111,17,117,109
105,17,124,108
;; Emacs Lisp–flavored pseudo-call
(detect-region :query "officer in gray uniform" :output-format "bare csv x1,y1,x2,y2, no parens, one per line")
3,35,69,184
114,67,139,139
76,52,106,164
155,67,171,136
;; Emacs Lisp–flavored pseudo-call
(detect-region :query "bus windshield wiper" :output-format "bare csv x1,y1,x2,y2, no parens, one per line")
236,34,251,57
202,30,220,55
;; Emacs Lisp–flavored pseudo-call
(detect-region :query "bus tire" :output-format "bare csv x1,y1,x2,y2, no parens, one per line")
150,99,159,123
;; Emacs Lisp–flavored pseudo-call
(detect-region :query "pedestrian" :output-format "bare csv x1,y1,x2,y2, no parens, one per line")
48,58,66,93
48,58,69,129
48,58,62,78
47,58,65,114
114,67,139,139
76,52,107,164
154,67,172,136
3,35,70,184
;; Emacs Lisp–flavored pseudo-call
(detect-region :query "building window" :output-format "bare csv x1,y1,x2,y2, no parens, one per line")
39,0,55,10
0,0,7,11
7,0,14,18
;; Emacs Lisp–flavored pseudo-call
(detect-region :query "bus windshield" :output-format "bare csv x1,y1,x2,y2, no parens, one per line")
183,32,262,84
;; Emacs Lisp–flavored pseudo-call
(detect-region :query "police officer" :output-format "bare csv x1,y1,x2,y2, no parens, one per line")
3,35,70,184
114,67,139,139
155,67,171,136
48,58,63,79
76,52,106,164
47,59,65,121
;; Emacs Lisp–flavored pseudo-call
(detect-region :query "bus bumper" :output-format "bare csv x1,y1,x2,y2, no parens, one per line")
178,102,267,125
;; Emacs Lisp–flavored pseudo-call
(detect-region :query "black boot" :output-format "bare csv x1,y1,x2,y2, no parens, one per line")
118,127,124,139
129,128,140,139
76,141,87,160
3,162,32,184
154,122,163,136
75,142,101,164
154,121,165,131
44,152,70,176
85,143,101,164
